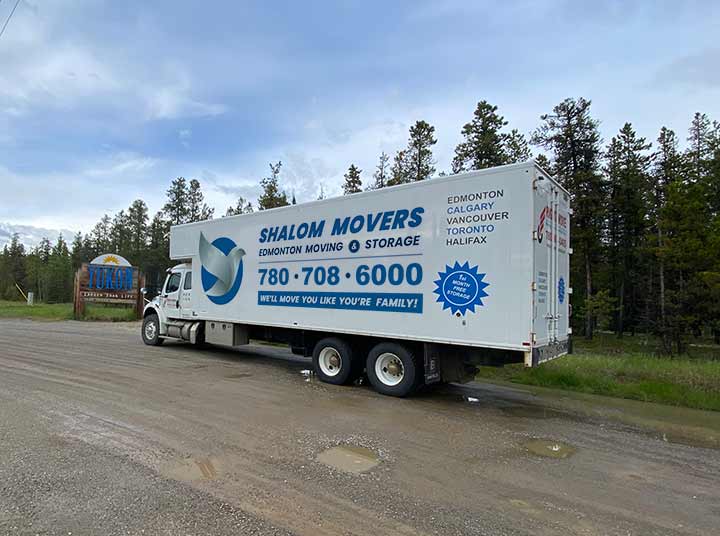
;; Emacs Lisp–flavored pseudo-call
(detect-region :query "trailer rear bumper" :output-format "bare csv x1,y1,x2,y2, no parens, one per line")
529,339,569,367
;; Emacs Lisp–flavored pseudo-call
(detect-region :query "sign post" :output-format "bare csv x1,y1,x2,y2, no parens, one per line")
73,254,144,319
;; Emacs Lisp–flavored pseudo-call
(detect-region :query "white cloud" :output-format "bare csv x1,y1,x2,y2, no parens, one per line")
0,153,166,230
0,222,77,250
144,86,226,120
652,48,720,90
178,129,192,147
0,4,226,122
84,152,159,177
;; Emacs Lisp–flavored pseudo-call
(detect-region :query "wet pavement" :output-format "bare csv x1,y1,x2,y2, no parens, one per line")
1,318,719,535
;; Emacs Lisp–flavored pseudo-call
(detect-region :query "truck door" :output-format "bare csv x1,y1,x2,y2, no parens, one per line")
533,179,555,346
162,270,183,319
180,271,193,319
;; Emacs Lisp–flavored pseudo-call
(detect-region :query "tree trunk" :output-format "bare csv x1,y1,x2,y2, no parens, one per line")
617,278,625,338
658,228,671,353
585,250,593,339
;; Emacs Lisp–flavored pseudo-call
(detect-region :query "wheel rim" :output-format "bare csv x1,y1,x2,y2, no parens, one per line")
144,320,157,340
375,352,404,386
318,347,342,377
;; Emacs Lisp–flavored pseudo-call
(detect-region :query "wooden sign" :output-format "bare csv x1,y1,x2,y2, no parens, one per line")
73,254,144,319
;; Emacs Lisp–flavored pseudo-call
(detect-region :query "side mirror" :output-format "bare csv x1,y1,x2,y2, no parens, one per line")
141,287,147,295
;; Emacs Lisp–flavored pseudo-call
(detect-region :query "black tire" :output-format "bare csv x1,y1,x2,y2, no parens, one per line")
366,342,422,397
312,337,359,385
141,314,163,346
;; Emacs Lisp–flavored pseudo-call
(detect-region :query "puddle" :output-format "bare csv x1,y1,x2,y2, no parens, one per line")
300,369,315,383
224,373,252,379
523,438,576,459
317,445,379,474
160,457,220,481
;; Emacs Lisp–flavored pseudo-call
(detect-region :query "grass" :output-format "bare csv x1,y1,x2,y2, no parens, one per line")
0,300,138,322
477,333,720,411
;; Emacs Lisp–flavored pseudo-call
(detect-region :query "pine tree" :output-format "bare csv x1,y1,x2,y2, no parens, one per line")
532,97,604,339
452,100,508,173
127,199,149,261
91,214,112,253
388,150,409,186
535,153,554,174
71,232,84,269
2,234,27,299
164,177,190,225
258,162,289,210
226,197,254,216
406,120,437,181
369,152,390,189
504,129,532,163
36,237,51,264
604,123,651,336
23,249,41,301
110,210,131,255
660,175,712,352
145,212,170,293
82,234,96,261
46,235,73,303
343,164,363,195
705,120,720,216
0,246,8,299
658,113,720,350
650,127,681,352
188,179,214,222
687,112,712,181
386,120,437,186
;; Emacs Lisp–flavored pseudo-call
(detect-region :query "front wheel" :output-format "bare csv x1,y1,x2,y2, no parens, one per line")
141,314,163,346
366,342,422,397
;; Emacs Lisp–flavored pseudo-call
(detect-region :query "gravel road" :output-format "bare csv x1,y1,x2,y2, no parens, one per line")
1,319,719,535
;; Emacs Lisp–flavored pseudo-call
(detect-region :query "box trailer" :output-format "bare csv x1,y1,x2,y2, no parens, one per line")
141,161,571,396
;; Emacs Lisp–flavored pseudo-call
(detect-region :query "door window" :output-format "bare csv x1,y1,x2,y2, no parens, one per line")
183,272,192,290
165,272,181,293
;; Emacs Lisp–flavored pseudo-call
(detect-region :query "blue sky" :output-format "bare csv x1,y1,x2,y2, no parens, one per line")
1,0,719,245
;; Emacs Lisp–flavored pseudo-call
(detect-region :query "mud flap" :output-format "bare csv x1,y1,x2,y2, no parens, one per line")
423,344,442,385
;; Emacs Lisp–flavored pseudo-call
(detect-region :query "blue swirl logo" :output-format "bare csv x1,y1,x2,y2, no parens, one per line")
558,277,565,304
433,261,489,316
199,233,245,305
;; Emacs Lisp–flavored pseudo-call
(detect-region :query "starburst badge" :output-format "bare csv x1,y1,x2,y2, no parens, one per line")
433,261,489,316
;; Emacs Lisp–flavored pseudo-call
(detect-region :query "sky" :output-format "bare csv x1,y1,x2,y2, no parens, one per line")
1,0,719,247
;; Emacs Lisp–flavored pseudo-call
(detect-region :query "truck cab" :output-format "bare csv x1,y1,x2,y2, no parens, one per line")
142,263,194,343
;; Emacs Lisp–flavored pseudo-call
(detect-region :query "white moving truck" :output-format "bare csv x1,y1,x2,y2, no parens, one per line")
141,161,571,397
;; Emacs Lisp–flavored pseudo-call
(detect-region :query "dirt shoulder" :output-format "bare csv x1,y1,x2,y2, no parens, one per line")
1,319,719,536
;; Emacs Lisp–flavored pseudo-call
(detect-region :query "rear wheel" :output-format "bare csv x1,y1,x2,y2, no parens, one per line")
366,342,422,397
141,314,163,346
312,337,359,385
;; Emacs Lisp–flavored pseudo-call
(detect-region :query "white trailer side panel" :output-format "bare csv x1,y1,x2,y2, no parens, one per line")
170,163,546,352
